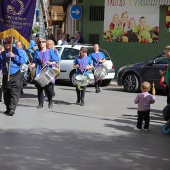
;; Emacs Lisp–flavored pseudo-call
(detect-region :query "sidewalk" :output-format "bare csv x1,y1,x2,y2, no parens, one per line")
110,78,119,86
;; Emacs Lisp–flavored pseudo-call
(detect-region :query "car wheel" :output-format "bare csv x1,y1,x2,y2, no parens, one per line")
101,79,112,86
123,74,139,92
70,71,76,86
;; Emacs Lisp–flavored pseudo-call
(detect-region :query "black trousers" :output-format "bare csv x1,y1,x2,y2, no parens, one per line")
76,86,85,101
2,70,22,111
94,75,102,90
0,86,2,100
137,110,150,129
36,82,53,105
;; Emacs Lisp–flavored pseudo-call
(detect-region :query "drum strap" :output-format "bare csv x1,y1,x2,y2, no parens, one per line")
94,52,102,62
40,49,50,66
78,56,87,73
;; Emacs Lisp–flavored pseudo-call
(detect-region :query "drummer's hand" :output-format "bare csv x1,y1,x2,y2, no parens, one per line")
30,63,35,69
46,61,55,65
9,52,14,58
33,46,38,51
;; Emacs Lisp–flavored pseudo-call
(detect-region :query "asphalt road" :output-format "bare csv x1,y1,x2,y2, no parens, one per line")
0,82,169,170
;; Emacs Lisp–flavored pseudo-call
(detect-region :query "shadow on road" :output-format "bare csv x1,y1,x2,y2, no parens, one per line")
0,121,169,169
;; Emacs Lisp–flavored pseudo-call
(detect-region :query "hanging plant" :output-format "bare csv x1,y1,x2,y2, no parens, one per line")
165,6,170,33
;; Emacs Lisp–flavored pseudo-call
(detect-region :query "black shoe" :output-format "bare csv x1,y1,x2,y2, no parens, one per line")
37,104,43,109
76,100,80,105
20,91,24,94
0,99,2,102
4,110,10,115
81,100,85,106
95,89,99,93
48,102,53,108
8,109,15,116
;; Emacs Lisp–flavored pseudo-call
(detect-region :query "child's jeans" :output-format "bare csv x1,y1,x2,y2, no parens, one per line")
137,110,150,129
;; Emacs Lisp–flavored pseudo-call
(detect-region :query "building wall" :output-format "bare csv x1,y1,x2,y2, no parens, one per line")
82,0,170,74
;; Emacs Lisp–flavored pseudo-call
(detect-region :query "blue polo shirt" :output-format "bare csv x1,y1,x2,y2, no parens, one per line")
0,47,27,75
90,52,105,68
73,56,92,77
33,49,58,77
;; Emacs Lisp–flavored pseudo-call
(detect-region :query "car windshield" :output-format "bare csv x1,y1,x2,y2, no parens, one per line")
154,54,170,64
60,48,79,60
87,47,111,60
56,47,62,54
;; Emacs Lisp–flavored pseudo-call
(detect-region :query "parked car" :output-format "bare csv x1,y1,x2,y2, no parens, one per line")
55,44,115,86
117,52,170,92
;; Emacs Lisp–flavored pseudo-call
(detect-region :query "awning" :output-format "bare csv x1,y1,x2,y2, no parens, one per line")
137,0,170,5
49,0,70,6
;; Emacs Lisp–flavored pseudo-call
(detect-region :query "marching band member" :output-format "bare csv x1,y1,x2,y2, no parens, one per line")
15,40,28,94
73,47,93,106
30,38,58,109
0,37,26,116
90,44,106,93
46,40,61,97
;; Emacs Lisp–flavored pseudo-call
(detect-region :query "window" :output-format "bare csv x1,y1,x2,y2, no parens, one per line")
89,6,104,21
154,55,170,64
61,48,79,60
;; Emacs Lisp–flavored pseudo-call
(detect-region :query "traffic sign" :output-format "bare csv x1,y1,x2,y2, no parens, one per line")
70,5,82,20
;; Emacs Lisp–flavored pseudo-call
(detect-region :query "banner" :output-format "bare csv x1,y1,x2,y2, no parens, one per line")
103,0,159,43
0,0,36,49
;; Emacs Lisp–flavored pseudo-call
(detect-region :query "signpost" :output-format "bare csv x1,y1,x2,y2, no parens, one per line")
70,4,82,20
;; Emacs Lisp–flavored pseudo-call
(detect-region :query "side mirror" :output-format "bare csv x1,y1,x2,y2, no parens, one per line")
147,60,154,66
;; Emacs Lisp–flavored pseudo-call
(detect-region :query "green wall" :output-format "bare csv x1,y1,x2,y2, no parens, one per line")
81,0,170,75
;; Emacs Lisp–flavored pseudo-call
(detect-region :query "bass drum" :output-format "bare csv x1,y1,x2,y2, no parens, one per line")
74,74,90,87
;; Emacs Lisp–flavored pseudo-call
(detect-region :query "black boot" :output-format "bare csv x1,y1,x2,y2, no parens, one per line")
76,97,80,105
81,98,85,106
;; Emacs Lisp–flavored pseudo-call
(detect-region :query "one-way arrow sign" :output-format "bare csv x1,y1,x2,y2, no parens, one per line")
70,5,82,20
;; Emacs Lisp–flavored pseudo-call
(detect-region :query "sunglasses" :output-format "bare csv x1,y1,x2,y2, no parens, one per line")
39,41,46,44
165,48,170,50
81,50,87,53
4,41,11,44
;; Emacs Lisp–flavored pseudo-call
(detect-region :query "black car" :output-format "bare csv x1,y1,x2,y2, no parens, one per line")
117,52,170,92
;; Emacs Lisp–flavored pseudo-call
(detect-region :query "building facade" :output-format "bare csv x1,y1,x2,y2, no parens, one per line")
48,0,170,73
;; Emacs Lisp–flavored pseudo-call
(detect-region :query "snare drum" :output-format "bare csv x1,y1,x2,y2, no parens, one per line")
53,67,60,78
74,74,90,87
94,65,108,79
34,65,56,87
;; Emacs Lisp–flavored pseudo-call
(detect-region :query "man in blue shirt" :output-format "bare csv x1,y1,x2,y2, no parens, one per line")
0,37,26,116
28,33,40,56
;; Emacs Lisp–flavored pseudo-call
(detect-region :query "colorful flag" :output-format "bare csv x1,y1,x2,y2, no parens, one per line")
0,0,36,49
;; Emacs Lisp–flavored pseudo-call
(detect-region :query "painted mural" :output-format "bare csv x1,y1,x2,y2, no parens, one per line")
103,0,159,43
166,5,170,33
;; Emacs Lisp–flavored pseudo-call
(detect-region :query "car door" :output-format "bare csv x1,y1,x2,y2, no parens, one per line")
59,48,79,80
141,54,170,89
